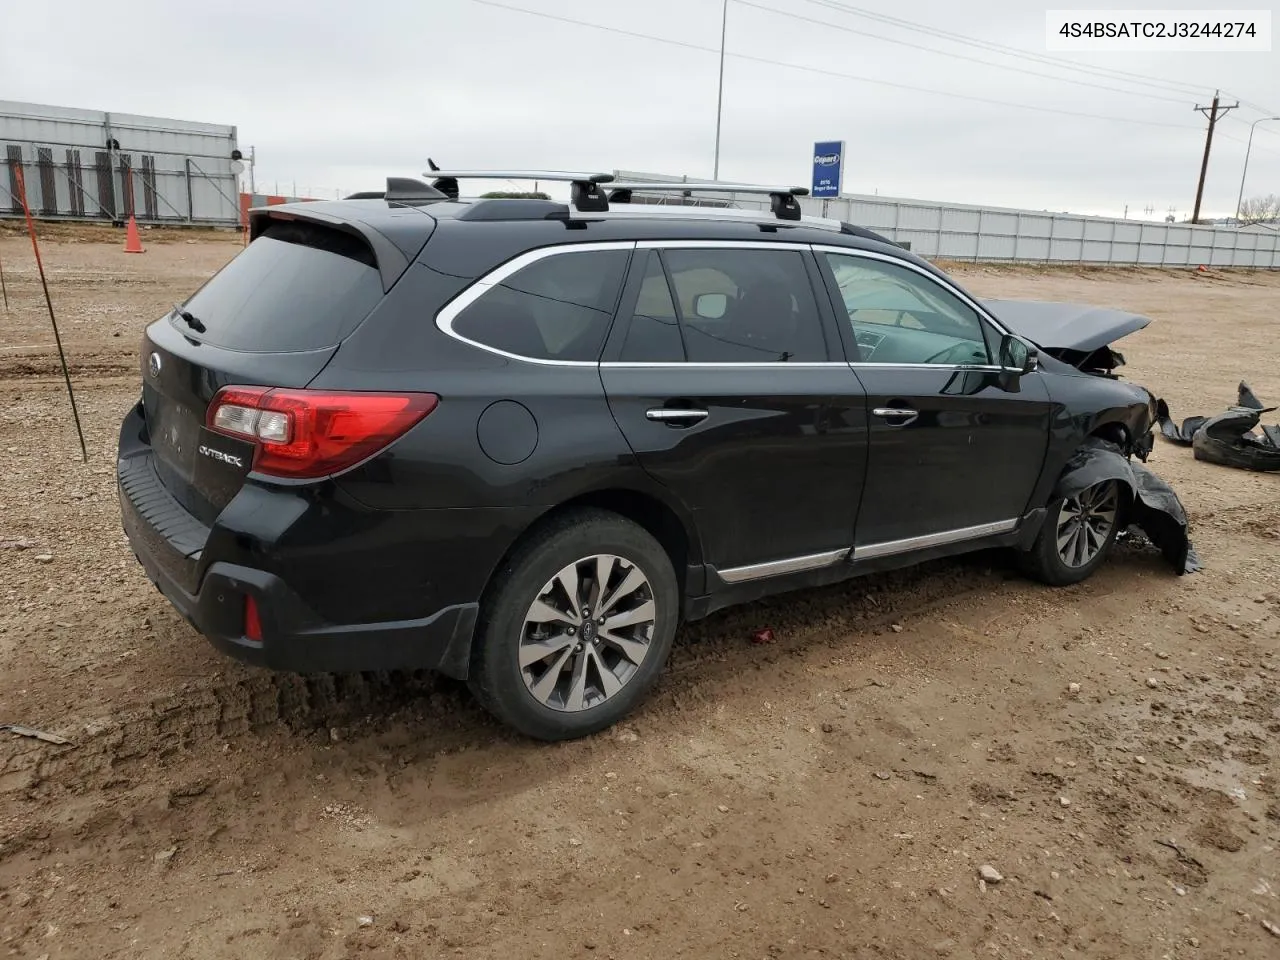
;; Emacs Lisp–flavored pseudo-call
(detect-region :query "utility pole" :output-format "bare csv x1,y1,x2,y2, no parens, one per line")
1191,90,1238,223
712,0,728,181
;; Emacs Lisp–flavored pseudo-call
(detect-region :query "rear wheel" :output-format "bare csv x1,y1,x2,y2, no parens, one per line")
468,509,678,741
1021,479,1122,586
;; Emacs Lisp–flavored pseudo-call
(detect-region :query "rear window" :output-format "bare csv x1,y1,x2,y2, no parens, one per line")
174,222,382,353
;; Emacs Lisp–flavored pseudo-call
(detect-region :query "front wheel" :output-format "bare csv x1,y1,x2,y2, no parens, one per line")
468,509,678,741
1020,479,1122,586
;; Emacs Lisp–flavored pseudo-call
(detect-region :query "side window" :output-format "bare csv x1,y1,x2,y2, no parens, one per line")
822,252,991,366
662,248,827,363
619,251,686,362
450,249,629,361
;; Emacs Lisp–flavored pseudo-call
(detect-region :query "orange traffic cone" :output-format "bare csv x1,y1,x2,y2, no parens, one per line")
123,215,145,254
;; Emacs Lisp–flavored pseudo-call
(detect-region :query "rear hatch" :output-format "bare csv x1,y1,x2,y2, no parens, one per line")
141,219,387,524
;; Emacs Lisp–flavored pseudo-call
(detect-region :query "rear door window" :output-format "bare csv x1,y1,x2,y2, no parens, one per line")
177,221,383,353
661,248,828,363
449,248,630,362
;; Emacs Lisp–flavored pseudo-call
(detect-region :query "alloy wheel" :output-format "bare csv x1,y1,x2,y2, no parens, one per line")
1056,480,1119,568
519,554,657,712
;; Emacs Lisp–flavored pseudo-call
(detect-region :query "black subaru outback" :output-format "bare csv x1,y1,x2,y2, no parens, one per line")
118,172,1162,740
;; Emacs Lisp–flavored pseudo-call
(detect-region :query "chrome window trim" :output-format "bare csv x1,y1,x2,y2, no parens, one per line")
601,361,848,369
809,244,1013,339
853,518,1019,561
433,241,637,367
717,548,849,583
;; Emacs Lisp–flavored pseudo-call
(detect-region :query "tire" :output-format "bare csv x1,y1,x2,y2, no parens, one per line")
1020,479,1123,586
468,508,679,741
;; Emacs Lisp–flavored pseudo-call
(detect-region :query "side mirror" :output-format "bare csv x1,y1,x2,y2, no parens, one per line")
997,334,1038,392
692,292,728,320
999,334,1038,375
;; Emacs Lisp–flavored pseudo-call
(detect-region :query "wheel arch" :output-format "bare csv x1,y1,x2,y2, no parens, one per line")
477,485,704,617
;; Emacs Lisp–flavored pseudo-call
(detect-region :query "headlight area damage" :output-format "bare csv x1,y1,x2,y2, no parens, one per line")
1054,438,1201,575
1156,381,1280,473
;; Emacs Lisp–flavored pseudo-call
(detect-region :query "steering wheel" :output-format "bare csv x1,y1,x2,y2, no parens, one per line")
921,341,986,365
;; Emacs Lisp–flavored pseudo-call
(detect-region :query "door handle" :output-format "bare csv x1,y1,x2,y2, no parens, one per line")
646,407,709,424
872,406,919,426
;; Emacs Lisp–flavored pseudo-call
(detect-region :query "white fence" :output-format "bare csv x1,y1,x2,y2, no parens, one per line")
616,171,1280,269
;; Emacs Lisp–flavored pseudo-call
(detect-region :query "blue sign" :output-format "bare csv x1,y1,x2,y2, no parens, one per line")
811,140,844,198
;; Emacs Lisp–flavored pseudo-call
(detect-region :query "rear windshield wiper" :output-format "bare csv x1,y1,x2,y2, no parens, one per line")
173,303,206,334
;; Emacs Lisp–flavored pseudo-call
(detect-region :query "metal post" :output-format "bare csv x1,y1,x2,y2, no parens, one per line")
1235,117,1280,223
184,158,193,221
249,145,256,194
712,0,727,181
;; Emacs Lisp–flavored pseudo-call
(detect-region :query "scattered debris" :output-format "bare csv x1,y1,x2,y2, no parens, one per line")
874,771,892,781
979,865,1003,884
1146,677,1160,689
751,628,776,645
32,553,53,563
1068,682,1081,695
1059,797,1071,807
0,724,70,745
153,846,177,863
1262,919,1280,938
1155,838,1204,871
0,537,37,550
1157,382,1280,472
890,624,903,633
357,916,374,928
1136,756,1147,765
717,805,729,813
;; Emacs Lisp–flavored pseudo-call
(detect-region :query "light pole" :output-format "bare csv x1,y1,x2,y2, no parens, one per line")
1235,116,1280,223
712,0,727,181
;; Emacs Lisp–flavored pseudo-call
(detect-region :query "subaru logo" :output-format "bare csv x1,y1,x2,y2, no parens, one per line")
148,352,162,378
814,153,840,166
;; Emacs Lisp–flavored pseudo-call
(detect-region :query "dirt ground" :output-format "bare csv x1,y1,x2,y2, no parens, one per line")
0,229,1277,960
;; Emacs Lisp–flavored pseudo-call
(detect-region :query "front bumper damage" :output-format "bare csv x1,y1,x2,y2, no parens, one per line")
1052,437,1200,575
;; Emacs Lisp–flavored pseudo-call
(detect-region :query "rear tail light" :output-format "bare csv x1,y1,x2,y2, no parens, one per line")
207,387,438,479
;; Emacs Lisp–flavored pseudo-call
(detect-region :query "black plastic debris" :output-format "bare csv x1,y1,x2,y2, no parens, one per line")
1156,381,1280,472
1052,437,1200,575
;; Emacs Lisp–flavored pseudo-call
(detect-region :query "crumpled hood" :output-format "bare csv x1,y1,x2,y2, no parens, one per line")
982,299,1152,353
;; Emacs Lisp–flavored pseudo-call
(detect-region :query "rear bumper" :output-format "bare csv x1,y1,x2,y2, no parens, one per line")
125,526,477,676
117,401,488,678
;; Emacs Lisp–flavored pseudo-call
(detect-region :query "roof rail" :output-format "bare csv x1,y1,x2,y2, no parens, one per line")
607,181,809,221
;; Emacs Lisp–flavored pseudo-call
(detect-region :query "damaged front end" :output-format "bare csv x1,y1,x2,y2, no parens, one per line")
984,299,1152,377
1053,438,1201,575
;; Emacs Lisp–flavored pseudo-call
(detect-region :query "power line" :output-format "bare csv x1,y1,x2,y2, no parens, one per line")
472,0,1200,130
733,0,1193,105
796,0,1214,98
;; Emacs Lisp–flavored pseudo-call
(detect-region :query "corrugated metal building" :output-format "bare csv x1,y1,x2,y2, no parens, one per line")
1,100,241,226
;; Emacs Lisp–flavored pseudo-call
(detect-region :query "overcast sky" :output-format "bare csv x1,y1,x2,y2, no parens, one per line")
2,0,1277,219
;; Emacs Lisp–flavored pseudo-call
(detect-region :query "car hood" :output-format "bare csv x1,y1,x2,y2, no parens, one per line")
982,299,1151,353
982,299,1152,374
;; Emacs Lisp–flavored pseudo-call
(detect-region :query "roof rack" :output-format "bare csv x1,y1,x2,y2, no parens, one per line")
607,181,809,221
417,169,809,220
422,169,614,211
